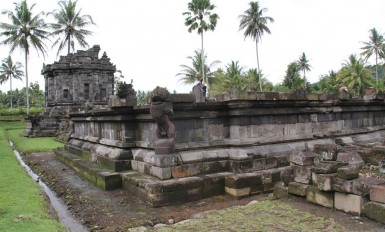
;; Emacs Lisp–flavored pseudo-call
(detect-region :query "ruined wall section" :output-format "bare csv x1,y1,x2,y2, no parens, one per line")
42,45,116,107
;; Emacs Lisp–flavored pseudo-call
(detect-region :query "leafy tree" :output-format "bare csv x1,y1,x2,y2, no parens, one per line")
176,50,220,87
244,68,272,92
361,28,385,88
336,54,372,96
316,70,340,93
0,56,23,108
211,61,245,95
297,52,311,88
282,62,303,90
239,1,274,92
183,0,219,95
29,81,44,107
136,90,150,105
49,0,95,56
0,0,49,114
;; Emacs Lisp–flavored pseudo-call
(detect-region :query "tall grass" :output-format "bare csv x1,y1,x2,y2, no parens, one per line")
0,121,64,231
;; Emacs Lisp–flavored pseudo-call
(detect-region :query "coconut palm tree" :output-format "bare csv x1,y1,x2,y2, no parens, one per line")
183,0,219,95
361,28,385,88
0,0,49,114
176,50,220,86
337,54,372,96
239,1,274,92
49,0,95,56
244,68,272,92
297,52,311,88
0,56,23,108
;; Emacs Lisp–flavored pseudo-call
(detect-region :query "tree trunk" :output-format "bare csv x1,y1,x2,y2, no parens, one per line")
304,70,306,88
25,50,29,114
68,36,71,54
201,32,208,97
375,53,378,88
256,40,262,92
9,74,12,108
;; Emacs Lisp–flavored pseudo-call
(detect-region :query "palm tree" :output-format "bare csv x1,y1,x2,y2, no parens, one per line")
297,52,311,88
337,54,372,96
361,28,385,88
318,70,340,93
176,50,220,86
49,0,96,56
183,0,219,95
283,62,303,90
0,56,23,108
239,1,274,92
211,61,245,95
0,0,49,114
244,68,272,92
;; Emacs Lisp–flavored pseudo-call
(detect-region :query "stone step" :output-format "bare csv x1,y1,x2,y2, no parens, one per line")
121,171,233,207
55,148,122,190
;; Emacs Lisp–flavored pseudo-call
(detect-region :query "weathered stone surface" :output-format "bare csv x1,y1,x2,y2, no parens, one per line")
280,168,293,186
352,177,385,196
145,177,202,194
370,185,385,204
306,186,334,208
225,173,262,189
289,150,320,166
337,165,359,180
312,161,348,174
334,192,368,216
293,165,312,184
363,201,385,224
312,173,336,191
225,187,250,198
273,182,288,199
333,177,354,193
337,151,365,167
288,182,309,196
380,160,385,173
313,144,339,161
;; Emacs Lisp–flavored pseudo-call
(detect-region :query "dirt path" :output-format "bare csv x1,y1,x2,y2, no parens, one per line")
25,152,385,232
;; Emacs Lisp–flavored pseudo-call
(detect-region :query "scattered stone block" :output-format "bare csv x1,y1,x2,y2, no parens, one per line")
370,185,385,204
337,151,365,167
288,182,309,196
337,165,359,180
334,192,368,216
312,161,348,174
312,173,336,191
289,151,320,166
280,168,293,186
306,186,334,208
273,182,288,199
333,177,353,193
363,201,385,224
293,165,312,184
313,144,339,161
352,177,385,196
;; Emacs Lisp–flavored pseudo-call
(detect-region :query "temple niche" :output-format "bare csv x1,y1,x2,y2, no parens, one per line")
24,45,116,138
42,45,116,108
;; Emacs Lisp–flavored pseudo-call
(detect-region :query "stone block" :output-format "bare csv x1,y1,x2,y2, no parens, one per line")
225,173,262,189
363,201,385,224
334,192,367,216
312,161,348,174
333,177,353,193
264,157,278,169
352,177,385,196
288,182,309,196
313,144,338,161
225,187,250,198
145,177,202,194
150,166,172,180
337,151,365,167
337,165,359,180
306,186,334,208
293,165,312,184
290,151,320,166
370,185,385,203
273,182,289,199
172,163,203,178
312,173,336,191
230,159,253,173
276,155,290,167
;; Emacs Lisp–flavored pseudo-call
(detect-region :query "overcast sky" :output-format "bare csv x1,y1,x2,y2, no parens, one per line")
1,0,385,93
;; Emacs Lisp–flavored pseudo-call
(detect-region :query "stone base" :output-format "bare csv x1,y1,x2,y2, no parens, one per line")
334,192,367,216
363,201,385,224
306,186,334,208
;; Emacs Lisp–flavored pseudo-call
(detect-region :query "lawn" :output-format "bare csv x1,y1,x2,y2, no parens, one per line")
0,121,64,232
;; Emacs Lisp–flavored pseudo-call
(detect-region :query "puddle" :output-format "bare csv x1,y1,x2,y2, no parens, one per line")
9,141,88,232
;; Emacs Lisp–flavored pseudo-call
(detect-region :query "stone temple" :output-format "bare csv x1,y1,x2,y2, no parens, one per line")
24,45,385,223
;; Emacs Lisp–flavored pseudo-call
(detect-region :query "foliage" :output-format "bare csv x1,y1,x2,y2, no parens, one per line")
336,54,373,96
0,0,49,114
0,82,44,109
297,52,311,87
116,81,136,99
184,0,219,92
0,121,64,232
0,107,43,116
137,90,150,105
361,28,385,87
243,68,273,92
49,0,96,56
0,56,23,108
282,62,304,90
239,1,274,92
315,70,341,93
176,50,220,86
157,200,346,232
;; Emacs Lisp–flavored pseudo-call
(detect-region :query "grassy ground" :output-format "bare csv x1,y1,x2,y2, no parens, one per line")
155,200,347,232
0,121,64,232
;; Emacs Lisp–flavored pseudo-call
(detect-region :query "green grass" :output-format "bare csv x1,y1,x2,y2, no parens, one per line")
0,121,64,232
4,121,64,154
155,200,347,232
